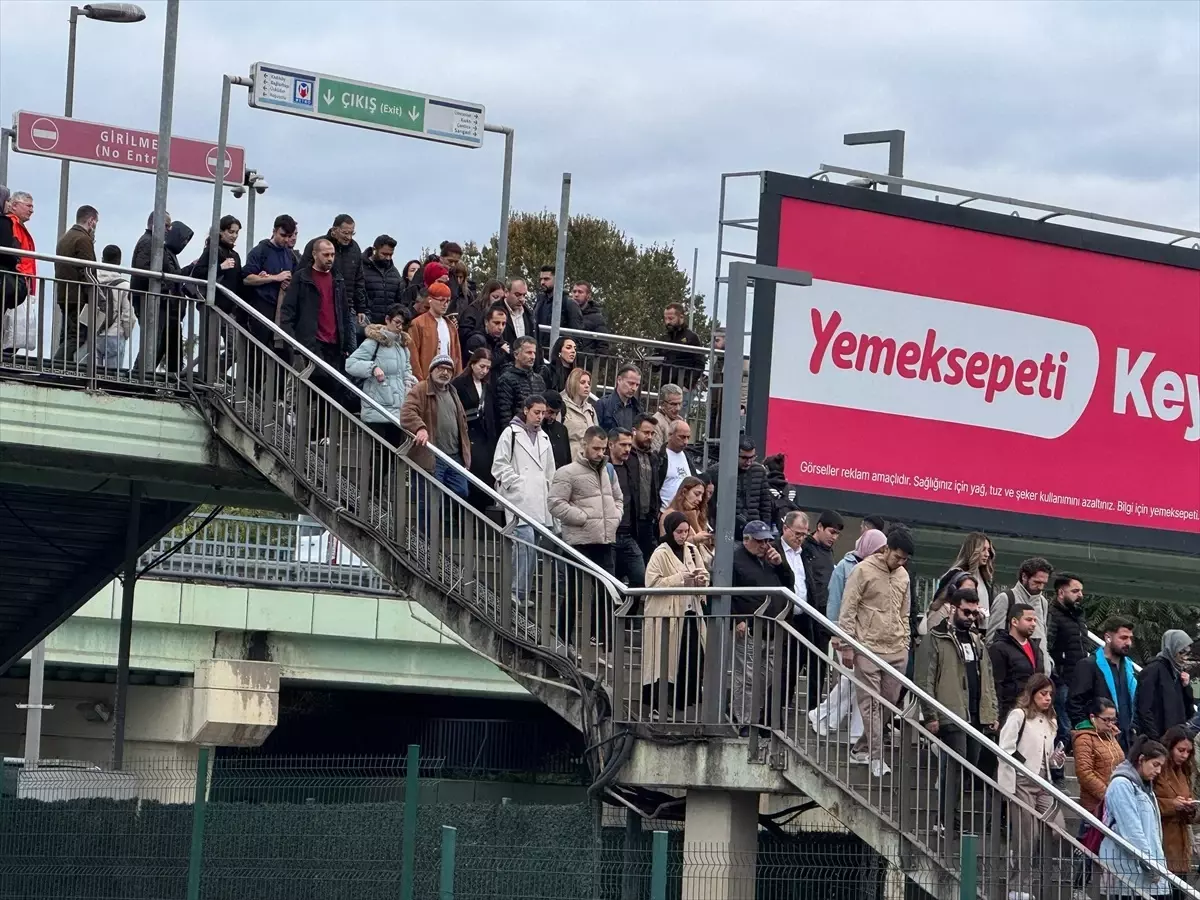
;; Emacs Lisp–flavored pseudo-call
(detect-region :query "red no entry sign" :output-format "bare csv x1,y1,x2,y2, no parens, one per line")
12,110,246,186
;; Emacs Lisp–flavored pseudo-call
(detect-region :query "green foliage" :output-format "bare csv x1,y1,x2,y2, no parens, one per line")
463,211,712,341
1082,595,1200,667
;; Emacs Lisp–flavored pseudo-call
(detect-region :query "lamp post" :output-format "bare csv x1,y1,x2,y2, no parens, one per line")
843,129,906,195
56,4,147,239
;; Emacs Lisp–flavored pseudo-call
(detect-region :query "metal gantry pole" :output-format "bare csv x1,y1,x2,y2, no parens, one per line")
245,180,257,249
56,6,80,243
485,123,514,281
549,172,571,354
111,481,143,771
21,642,48,768
0,127,13,185
148,0,179,288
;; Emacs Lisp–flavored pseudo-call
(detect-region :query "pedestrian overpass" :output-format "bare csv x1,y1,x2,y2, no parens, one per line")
1,246,1193,900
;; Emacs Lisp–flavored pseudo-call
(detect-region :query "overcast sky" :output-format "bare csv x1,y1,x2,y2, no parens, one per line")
0,0,1197,310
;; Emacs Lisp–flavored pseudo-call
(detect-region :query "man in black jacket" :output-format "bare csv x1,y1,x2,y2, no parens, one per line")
731,520,795,730
540,391,573,469
572,281,607,352
280,238,357,424
988,603,1044,720
134,219,192,375
725,438,778,532
1068,616,1137,749
466,304,514,376
301,214,367,326
500,279,536,350
660,301,705,390
361,236,404,324
533,265,582,338
1046,573,1088,751
493,336,546,428
631,415,665,561
798,509,843,710
608,427,645,587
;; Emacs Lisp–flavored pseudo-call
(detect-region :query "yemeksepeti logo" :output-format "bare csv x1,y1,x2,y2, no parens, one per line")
769,280,1101,439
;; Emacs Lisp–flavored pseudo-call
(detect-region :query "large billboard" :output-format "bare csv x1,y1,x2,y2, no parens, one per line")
750,173,1200,554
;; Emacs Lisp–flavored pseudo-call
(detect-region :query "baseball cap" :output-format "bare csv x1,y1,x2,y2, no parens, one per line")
743,520,775,541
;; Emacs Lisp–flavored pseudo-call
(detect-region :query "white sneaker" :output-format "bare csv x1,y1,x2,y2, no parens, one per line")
850,749,870,765
869,758,891,778
808,709,829,737
1007,892,1032,900
1071,890,1087,900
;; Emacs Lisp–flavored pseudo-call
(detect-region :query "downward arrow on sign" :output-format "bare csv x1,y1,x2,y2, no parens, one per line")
408,106,419,121
323,90,335,105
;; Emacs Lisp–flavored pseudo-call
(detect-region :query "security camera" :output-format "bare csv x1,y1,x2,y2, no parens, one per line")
230,185,247,199
253,179,269,194
847,178,878,190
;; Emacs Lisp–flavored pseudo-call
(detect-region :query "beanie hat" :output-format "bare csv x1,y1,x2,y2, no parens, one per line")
542,390,563,411
427,281,451,300
430,354,455,372
423,262,449,287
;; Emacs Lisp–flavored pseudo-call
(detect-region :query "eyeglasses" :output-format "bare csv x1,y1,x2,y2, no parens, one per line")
1096,716,1118,723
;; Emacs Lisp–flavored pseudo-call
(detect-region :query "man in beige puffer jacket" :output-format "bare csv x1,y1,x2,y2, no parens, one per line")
548,425,623,652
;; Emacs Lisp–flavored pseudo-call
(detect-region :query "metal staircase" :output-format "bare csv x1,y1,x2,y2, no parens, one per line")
3,248,1193,900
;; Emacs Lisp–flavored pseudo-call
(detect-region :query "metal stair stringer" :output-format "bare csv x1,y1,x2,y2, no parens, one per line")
202,393,597,735
773,733,960,900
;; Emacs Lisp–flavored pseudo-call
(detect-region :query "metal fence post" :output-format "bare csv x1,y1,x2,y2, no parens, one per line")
439,825,457,900
186,746,211,900
400,743,420,900
650,830,667,900
959,833,978,900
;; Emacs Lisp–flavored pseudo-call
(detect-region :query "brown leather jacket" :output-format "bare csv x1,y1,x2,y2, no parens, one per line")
399,379,471,472
407,311,462,381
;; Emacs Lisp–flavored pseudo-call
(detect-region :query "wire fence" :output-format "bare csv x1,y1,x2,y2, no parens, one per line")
0,743,1135,900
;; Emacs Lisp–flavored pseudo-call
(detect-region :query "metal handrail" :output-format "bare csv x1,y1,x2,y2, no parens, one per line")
0,245,625,601
536,323,727,358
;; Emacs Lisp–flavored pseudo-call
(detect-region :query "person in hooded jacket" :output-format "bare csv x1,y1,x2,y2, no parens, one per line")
571,282,608,352
343,303,414,447
78,244,135,369
301,214,368,325
459,280,506,352
148,220,194,374
399,259,421,292
1136,630,1196,742
361,236,404,325
1100,737,1170,899
539,391,573,469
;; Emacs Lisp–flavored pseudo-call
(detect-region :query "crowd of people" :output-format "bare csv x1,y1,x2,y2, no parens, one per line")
6,191,1197,898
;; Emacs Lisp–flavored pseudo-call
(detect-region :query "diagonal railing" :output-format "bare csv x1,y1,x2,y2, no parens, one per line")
2,246,1190,900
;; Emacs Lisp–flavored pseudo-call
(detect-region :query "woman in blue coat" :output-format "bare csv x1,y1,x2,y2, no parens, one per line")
1100,737,1171,898
344,303,415,447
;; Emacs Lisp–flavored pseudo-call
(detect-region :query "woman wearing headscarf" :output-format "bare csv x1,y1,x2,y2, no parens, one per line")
1136,630,1196,741
809,528,888,739
641,511,709,718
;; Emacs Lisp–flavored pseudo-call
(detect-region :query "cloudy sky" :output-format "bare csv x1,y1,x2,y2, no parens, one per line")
0,0,1197,311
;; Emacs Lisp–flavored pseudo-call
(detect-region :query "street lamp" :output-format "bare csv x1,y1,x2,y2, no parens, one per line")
56,3,147,239
843,129,906,196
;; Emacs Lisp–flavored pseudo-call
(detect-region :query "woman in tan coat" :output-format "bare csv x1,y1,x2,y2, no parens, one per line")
641,512,708,719
562,367,598,459
1153,725,1198,879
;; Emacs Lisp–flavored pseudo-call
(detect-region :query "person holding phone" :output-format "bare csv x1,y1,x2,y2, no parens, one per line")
641,511,709,718
998,673,1066,900
1153,726,1198,886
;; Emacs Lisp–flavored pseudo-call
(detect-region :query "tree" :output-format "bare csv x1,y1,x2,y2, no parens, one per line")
462,211,712,341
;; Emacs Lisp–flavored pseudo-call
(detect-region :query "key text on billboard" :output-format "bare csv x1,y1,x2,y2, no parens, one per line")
753,175,1200,552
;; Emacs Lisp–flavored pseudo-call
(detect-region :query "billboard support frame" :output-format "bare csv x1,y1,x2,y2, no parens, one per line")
702,261,812,727
750,170,1200,556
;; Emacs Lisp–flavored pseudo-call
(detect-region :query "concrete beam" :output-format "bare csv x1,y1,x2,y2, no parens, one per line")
190,659,279,746
619,739,792,794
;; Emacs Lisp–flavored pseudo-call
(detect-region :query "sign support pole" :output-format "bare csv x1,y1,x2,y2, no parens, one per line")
0,128,12,187
485,124,514,281
148,0,180,299
549,172,571,354
206,75,251,310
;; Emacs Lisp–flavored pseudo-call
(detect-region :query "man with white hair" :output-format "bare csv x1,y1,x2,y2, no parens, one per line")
651,383,684,454
5,191,36,298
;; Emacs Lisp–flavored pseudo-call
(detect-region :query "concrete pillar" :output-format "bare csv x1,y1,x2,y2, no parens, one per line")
682,789,758,900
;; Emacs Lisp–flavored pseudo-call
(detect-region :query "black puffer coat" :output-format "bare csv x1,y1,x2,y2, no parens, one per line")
492,365,546,427
361,251,404,323
734,463,776,527
1046,600,1090,688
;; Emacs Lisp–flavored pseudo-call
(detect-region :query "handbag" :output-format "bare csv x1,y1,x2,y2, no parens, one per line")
1080,798,1106,854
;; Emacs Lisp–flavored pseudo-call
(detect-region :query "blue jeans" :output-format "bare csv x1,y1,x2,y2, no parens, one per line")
434,454,470,498
512,523,536,604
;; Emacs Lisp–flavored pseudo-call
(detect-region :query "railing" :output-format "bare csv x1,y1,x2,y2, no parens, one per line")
537,323,740,445
2,247,1190,899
